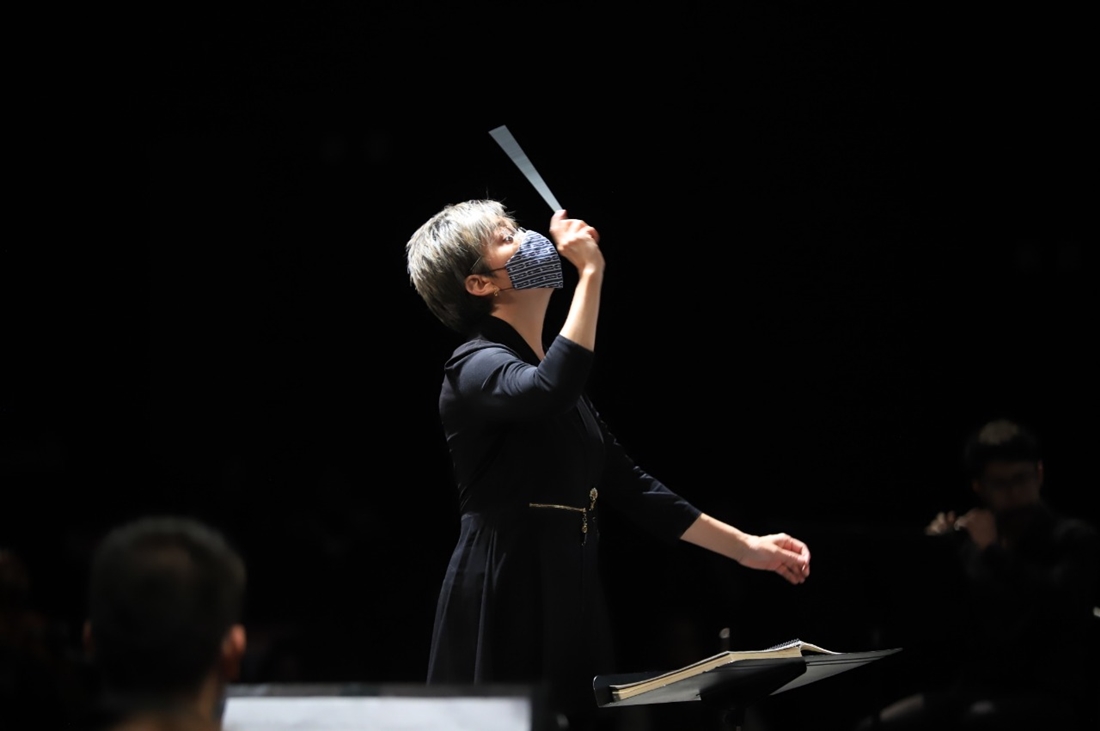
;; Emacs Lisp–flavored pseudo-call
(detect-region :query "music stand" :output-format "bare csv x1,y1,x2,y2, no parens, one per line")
593,648,901,731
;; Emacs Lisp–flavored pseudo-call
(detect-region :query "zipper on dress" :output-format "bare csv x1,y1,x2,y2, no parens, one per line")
529,488,598,545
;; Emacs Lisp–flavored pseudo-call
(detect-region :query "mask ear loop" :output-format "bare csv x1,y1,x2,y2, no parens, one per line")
469,226,527,277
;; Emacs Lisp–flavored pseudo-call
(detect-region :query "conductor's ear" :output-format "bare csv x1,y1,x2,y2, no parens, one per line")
465,274,497,298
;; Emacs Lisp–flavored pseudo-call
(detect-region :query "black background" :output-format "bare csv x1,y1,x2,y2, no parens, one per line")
4,5,1096,729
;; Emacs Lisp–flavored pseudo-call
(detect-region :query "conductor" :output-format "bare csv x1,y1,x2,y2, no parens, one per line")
405,200,812,727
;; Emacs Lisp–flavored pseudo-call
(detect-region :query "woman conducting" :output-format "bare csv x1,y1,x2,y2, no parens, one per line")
406,200,811,727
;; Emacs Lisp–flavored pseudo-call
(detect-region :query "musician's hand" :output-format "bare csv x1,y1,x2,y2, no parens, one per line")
956,508,997,549
925,510,957,536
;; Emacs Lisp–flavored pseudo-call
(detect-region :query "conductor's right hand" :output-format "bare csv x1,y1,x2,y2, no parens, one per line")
550,210,604,277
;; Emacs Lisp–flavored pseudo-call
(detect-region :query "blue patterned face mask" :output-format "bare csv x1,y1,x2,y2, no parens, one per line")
496,230,564,290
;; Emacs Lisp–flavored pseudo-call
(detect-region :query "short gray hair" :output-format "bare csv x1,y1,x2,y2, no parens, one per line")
406,200,514,333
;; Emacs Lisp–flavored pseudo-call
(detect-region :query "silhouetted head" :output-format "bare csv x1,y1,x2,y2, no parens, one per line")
964,419,1043,514
86,517,246,724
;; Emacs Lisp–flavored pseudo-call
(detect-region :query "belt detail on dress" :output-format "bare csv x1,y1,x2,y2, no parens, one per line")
529,488,598,544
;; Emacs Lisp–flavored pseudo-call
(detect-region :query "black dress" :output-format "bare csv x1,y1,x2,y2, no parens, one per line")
426,316,701,722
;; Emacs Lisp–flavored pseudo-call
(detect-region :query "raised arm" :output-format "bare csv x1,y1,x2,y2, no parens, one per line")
446,210,606,422
552,209,604,352
447,336,595,422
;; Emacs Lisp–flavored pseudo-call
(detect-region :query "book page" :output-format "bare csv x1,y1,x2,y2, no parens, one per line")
609,645,804,701
763,639,839,655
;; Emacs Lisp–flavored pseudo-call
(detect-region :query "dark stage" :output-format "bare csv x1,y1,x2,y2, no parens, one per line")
4,5,1097,730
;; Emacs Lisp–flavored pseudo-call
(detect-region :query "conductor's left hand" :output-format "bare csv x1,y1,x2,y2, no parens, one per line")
739,533,811,585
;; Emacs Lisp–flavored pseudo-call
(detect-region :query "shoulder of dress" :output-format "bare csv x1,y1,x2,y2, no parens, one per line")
445,339,523,370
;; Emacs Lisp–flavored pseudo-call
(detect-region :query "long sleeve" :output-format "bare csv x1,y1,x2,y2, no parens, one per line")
445,335,593,422
588,398,702,544
441,324,602,510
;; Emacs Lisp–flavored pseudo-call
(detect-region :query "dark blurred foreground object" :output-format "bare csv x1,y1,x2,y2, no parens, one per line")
222,682,553,731
77,516,247,731
1,547,88,729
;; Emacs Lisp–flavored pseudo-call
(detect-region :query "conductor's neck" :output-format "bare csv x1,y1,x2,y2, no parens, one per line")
491,294,550,361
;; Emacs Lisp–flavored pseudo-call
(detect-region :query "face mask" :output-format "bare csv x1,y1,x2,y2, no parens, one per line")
496,230,564,290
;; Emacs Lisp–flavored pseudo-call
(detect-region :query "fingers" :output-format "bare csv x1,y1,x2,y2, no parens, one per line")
777,564,798,584
549,210,570,239
784,551,810,579
550,210,598,241
780,534,810,558
562,220,598,241
548,211,604,274
926,512,951,535
743,534,810,584
772,534,811,563
772,534,810,581
777,559,807,585
928,510,962,534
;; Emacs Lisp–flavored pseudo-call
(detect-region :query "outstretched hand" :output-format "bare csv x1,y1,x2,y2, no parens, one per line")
739,533,811,585
680,515,811,586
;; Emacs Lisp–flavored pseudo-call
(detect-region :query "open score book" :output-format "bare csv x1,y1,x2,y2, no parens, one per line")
608,639,838,702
